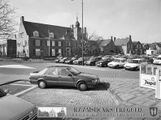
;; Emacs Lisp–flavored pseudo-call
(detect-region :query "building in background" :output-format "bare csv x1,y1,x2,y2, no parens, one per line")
132,41,144,55
114,35,133,55
98,36,116,55
17,16,88,58
150,42,161,54
0,39,16,57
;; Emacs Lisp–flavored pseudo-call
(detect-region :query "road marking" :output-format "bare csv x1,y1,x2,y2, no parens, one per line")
0,64,35,69
14,85,37,97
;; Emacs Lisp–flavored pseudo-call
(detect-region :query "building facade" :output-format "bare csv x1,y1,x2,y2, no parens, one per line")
114,35,134,55
17,16,87,58
132,41,144,55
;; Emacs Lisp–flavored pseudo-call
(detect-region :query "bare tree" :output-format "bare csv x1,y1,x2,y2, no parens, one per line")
0,0,16,38
88,32,104,41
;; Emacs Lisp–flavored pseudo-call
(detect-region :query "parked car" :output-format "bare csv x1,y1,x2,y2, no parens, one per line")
124,58,146,71
54,56,63,63
73,57,84,65
85,56,102,66
29,66,100,91
59,57,68,63
108,58,126,68
0,83,37,120
65,57,77,64
153,55,161,65
96,57,112,67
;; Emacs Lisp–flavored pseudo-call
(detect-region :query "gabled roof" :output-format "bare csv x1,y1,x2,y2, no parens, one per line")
23,21,71,39
114,37,129,46
132,41,141,47
98,39,112,47
155,43,161,47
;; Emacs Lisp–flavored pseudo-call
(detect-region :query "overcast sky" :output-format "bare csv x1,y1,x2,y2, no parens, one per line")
9,0,161,43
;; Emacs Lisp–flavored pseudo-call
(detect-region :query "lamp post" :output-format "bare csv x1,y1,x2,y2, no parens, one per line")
81,0,84,65
71,0,84,65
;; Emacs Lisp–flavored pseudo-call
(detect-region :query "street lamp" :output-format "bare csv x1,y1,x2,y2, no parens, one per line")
81,0,84,65
71,0,84,65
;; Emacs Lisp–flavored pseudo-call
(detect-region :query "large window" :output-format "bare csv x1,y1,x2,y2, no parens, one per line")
47,40,50,46
33,31,39,37
58,41,62,47
58,49,62,55
35,49,41,56
35,40,40,46
52,41,55,46
52,49,55,56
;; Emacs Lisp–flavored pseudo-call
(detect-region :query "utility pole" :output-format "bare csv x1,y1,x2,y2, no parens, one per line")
81,0,84,65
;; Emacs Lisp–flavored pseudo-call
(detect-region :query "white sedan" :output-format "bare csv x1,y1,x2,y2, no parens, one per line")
153,55,161,65
124,58,146,70
108,58,126,68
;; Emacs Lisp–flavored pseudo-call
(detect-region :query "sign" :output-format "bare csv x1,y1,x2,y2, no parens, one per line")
140,64,161,99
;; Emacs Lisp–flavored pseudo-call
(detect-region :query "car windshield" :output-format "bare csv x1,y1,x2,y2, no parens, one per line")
39,68,48,75
67,67,81,75
128,59,140,63
113,59,125,62
157,57,161,60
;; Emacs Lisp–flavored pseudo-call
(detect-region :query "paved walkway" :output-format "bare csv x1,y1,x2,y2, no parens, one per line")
101,77,161,110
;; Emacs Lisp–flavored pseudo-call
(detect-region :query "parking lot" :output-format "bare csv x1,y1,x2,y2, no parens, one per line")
1,58,161,120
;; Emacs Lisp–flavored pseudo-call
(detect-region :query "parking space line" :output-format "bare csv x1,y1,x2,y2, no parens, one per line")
14,85,37,97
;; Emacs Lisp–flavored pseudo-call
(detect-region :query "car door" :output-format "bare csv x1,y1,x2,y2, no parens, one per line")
44,67,60,86
57,67,75,87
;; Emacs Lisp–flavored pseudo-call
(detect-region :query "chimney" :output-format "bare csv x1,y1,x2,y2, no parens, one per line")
20,16,24,22
129,35,132,41
111,36,113,41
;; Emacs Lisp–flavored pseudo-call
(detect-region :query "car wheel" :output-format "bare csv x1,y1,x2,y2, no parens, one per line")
78,83,87,91
38,81,46,89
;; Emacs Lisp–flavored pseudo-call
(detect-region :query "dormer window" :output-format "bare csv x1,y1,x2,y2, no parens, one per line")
33,31,39,37
49,32,54,38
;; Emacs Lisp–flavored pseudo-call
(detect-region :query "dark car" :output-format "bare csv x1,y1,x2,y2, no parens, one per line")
96,57,112,67
65,57,77,64
0,83,37,120
85,56,102,66
29,66,100,91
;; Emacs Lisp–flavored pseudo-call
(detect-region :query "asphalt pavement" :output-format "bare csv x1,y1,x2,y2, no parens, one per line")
1,60,161,119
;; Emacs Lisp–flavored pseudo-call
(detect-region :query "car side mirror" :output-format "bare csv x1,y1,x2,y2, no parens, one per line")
68,74,72,77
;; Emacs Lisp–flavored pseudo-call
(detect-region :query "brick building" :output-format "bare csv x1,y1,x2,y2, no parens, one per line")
17,16,87,58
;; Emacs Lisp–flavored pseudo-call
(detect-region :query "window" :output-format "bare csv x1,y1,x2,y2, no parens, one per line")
58,49,62,55
47,40,50,46
35,49,41,56
35,40,40,46
45,68,57,76
52,41,55,46
58,41,62,47
57,68,70,76
52,49,55,56
49,32,54,38
33,31,39,37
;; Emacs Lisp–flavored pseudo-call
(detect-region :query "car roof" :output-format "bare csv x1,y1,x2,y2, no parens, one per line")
133,58,144,60
114,57,126,60
47,65,71,68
